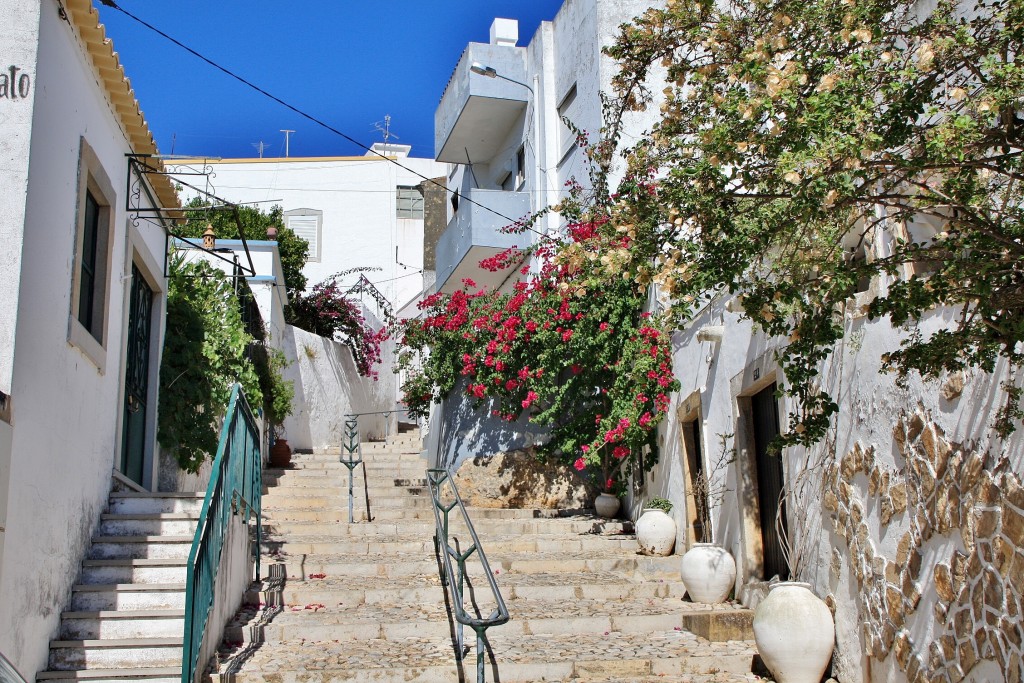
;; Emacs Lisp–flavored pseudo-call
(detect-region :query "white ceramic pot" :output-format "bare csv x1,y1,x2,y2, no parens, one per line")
753,582,835,683
594,492,620,518
679,543,736,603
636,509,676,556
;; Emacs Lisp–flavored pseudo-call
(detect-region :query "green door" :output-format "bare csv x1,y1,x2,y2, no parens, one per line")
121,264,153,485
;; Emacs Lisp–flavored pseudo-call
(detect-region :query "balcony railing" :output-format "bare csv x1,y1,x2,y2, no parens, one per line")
435,189,531,293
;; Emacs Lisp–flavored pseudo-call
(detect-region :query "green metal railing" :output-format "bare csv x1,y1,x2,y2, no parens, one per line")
341,414,370,523
182,385,262,683
427,468,510,682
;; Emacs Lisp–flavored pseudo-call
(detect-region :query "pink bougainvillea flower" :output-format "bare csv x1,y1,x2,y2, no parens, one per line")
574,458,586,471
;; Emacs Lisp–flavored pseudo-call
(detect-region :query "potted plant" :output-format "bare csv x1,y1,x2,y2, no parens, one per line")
264,347,295,468
636,496,676,555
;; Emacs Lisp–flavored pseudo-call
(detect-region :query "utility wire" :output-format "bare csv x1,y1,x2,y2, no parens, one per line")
99,0,543,237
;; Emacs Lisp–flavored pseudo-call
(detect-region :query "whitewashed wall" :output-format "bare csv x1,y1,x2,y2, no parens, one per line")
281,321,396,452
649,289,1024,682
0,5,168,676
0,0,41,398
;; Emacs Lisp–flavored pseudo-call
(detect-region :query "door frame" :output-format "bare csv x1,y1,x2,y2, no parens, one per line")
114,221,166,491
729,351,790,587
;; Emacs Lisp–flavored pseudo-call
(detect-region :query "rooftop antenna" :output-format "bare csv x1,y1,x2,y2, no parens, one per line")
372,115,398,148
280,129,295,157
251,140,269,158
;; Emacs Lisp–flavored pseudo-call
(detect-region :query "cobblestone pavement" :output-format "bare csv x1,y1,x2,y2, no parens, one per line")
212,433,769,682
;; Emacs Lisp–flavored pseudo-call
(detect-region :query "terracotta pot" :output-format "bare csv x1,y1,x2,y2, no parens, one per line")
679,543,736,603
594,492,620,518
269,437,291,468
753,581,835,683
636,509,676,556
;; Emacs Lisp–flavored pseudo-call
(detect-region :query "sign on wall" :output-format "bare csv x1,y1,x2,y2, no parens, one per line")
0,1,43,395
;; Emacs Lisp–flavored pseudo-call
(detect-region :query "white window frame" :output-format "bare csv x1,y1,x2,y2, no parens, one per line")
68,138,116,373
396,186,424,219
284,208,323,262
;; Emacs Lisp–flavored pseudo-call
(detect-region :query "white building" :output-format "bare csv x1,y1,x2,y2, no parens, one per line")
0,0,179,675
171,145,444,314
426,2,663,466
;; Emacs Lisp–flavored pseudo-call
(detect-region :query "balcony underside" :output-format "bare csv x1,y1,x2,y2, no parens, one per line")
436,96,527,165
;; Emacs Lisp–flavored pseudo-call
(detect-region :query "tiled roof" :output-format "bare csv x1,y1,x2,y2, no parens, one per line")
67,0,179,214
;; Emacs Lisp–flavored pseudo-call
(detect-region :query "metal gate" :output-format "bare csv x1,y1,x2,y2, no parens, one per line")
751,382,789,580
120,264,153,485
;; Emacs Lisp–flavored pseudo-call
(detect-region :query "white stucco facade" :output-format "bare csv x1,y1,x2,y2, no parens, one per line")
171,146,444,314
0,1,177,676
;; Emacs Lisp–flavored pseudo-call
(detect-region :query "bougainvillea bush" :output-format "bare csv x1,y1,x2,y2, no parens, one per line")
399,216,679,494
289,276,388,379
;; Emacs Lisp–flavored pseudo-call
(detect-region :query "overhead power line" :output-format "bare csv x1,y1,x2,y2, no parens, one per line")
99,0,541,237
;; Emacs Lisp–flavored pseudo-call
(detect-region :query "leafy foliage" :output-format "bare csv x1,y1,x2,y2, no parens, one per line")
602,0,1024,443
399,220,679,493
158,255,263,472
179,198,309,304
288,275,389,379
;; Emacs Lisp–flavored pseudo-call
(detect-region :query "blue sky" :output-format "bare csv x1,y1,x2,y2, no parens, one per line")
97,1,565,160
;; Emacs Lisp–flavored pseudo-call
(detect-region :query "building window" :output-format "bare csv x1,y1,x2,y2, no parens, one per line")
557,82,579,154
284,208,323,262
397,186,424,219
69,138,116,371
515,146,526,190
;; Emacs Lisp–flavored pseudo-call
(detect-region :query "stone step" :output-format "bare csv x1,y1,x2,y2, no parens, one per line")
59,610,184,640
260,483,428,496
259,534,639,556
263,551,677,580
98,513,199,537
212,630,756,683
79,559,188,585
224,596,744,644
36,666,181,683
294,451,426,463
246,572,688,607
69,584,185,612
107,493,204,515
261,494,434,509
259,513,631,536
87,536,192,560
48,638,182,670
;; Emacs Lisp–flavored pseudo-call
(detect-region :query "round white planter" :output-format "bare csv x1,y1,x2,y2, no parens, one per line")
636,509,676,556
679,543,736,603
594,492,620,518
753,582,835,683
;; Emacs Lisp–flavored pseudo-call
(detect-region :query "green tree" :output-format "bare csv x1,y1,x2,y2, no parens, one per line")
159,255,263,472
601,0,1024,443
179,198,309,303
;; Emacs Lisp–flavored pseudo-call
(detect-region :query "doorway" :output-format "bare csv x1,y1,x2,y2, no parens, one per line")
751,382,789,580
120,263,153,485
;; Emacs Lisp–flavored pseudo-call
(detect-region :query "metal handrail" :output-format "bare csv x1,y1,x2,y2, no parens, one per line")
341,415,371,523
427,468,510,682
345,407,414,441
182,385,262,683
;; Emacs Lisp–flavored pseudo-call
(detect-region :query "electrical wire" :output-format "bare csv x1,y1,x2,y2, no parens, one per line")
99,0,544,238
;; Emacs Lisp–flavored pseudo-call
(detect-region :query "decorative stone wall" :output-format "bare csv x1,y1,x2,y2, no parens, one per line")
823,411,1024,683
454,449,598,509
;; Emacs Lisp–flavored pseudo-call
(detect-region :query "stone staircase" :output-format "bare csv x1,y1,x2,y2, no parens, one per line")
37,491,203,683
212,429,762,682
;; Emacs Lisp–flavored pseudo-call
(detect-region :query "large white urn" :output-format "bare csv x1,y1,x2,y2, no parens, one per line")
752,581,835,683
679,543,736,603
635,509,676,556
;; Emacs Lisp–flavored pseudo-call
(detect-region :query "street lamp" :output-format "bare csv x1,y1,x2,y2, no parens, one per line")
469,62,535,96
